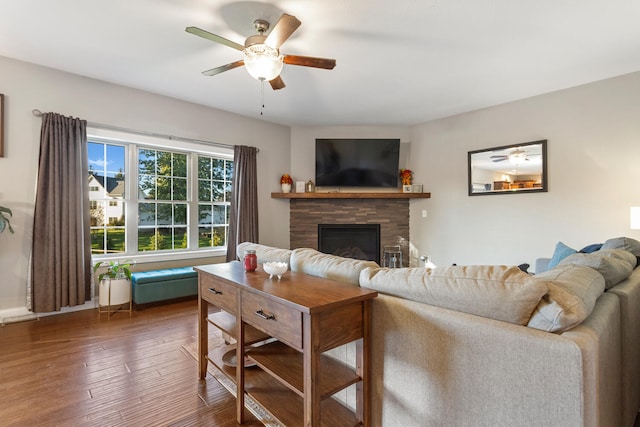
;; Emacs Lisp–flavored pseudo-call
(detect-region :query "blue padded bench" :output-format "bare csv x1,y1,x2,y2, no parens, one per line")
131,267,198,305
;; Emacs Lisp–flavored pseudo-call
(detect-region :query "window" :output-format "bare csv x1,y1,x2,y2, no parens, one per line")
88,134,233,259
197,156,233,248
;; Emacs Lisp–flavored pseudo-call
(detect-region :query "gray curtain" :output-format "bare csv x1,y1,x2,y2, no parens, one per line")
32,112,91,312
226,145,259,261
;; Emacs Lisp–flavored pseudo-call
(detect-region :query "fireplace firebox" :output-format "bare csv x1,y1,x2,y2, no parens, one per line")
317,224,381,264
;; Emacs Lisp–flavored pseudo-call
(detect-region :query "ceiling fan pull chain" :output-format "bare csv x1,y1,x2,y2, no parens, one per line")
260,78,265,116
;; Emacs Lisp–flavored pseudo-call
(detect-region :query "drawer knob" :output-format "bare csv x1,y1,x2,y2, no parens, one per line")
255,309,276,321
208,288,223,295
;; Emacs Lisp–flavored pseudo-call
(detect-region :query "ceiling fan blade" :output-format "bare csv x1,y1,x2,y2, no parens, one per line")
265,14,301,48
283,55,336,70
186,26,245,51
202,60,245,77
269,76,286,90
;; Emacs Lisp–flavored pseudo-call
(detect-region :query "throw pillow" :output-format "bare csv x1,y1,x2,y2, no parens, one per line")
579,243,603,253
547,241,577,269
601,236,640,267
597,248,638,267
527,264,605,333
558,251,634,289
359,265,547,325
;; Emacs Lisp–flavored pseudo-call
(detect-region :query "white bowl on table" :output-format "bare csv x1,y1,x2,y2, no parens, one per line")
263,262,288,280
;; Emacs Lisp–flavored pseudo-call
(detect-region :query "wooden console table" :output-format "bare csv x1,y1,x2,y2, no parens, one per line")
195,261,378,426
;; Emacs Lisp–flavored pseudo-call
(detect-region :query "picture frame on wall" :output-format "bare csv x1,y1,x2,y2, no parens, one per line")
0,94,4,157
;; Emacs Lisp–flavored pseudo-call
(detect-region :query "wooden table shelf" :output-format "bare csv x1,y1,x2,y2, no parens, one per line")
247,340,362,399
207,311,270,345
206,342,359,427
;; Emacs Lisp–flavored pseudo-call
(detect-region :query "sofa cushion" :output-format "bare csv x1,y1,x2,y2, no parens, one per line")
236,242,292,265
601,236,640,267
547,241,577,269
290,248,379,285
359,265,547,325
527,264,605,332
558,251,634,289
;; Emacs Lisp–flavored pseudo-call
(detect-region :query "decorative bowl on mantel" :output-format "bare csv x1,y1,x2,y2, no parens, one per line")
263,262,288,279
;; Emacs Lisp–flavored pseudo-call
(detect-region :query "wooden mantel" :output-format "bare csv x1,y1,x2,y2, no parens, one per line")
271,192,431,199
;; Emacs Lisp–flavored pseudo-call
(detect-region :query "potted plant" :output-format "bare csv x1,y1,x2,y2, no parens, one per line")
280,174,293,193
93,259,135,310
0,205,14,234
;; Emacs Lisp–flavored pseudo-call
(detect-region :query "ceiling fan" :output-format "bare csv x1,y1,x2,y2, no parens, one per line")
186,13,336,90
491,148,533,163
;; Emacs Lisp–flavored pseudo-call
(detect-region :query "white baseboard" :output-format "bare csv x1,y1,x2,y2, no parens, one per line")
1,297,98,324
0,307,37,325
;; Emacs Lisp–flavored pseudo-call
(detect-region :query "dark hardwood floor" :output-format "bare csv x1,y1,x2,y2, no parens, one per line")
0,299,262,427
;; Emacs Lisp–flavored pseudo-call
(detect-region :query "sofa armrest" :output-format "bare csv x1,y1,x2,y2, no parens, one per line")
607,267,640,426
560,292,622,426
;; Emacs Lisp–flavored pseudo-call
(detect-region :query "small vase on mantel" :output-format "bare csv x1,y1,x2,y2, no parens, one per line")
280,173,293,193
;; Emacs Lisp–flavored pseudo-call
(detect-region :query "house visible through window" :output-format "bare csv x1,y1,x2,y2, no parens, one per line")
89,142,126,254
88,134,233,258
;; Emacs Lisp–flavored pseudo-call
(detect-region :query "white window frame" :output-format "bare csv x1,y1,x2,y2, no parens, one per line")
89,127,234,266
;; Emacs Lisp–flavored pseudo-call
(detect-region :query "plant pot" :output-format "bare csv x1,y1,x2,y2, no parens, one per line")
98,278,131,306
281,183,292,193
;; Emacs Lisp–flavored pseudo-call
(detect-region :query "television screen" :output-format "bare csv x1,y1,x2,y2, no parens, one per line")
315,139,400,188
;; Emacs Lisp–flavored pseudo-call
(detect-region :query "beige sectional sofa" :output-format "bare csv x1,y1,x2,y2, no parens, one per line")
236,239,640,427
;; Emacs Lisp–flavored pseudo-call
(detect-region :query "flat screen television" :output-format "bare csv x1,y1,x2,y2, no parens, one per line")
315,138,400,188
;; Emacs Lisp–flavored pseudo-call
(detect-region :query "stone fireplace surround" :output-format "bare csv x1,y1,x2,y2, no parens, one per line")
289,198,410,267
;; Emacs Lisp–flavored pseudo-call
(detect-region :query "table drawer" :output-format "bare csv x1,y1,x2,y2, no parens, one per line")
200,274,238,314
242,291,302,350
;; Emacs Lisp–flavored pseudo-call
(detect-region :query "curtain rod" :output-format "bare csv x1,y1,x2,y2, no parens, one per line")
31,109,249,152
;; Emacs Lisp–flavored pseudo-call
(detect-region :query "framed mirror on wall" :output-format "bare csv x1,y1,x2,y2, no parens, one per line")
468,139,547,196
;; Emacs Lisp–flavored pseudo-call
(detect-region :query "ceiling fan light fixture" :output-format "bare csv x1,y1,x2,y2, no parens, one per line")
243,44,283,81
508,149,527,164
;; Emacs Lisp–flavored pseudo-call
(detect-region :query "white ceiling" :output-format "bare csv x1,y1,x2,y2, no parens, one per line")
1,0,640,127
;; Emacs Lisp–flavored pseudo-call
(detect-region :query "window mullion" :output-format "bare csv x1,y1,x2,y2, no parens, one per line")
188,154,199,250
127,143,139,254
